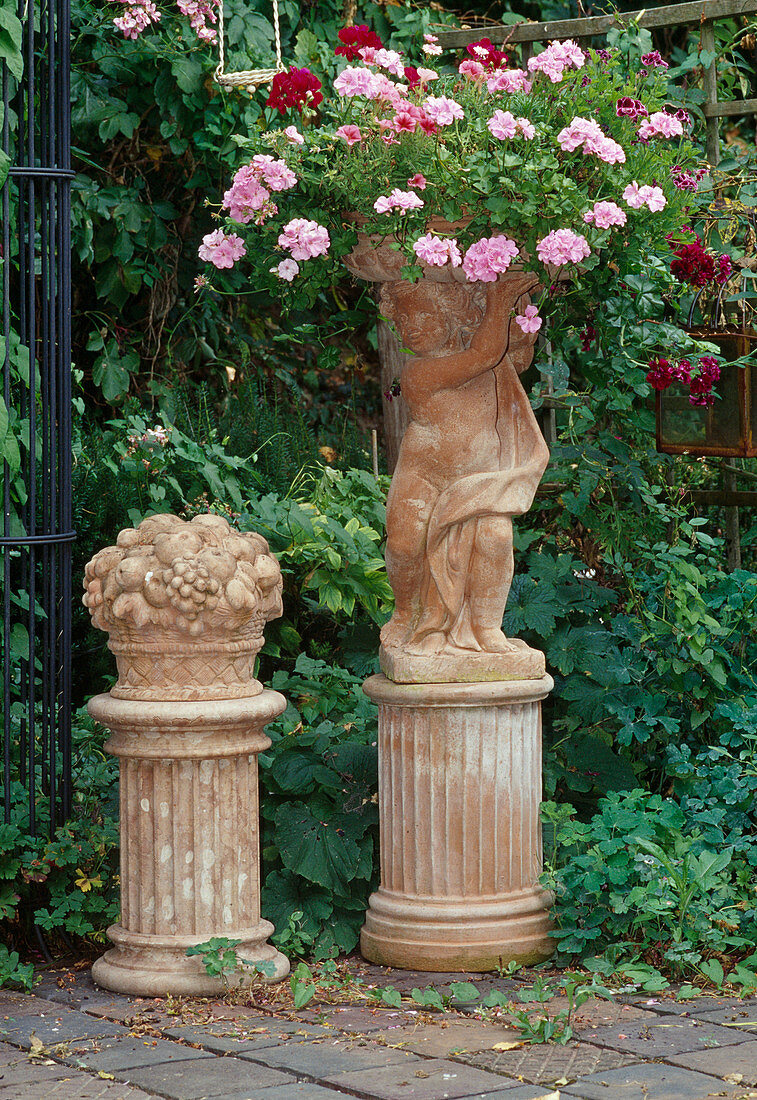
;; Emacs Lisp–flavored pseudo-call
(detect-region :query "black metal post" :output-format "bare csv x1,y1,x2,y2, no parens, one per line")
1,0,73,835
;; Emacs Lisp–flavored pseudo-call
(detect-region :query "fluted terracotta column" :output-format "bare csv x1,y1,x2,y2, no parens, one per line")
361,676,554,971
84,513,289,996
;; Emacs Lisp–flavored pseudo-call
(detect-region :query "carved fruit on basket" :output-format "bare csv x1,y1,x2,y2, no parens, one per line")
83,513,283,701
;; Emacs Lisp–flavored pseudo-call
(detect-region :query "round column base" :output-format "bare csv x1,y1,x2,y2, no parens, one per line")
360,887,554,972
92,923,289,997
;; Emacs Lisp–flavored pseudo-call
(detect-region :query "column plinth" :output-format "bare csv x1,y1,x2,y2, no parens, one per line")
361,675,554,972
89,692,289,997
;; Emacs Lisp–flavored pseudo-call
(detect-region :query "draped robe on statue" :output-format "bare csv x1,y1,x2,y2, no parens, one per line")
406,353,548,651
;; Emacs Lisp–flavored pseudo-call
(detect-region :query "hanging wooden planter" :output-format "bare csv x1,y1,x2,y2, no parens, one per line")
656,327,757,458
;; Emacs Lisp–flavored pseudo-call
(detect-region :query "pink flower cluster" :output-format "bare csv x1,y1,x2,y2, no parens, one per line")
556,117,625,164
462,235,520,282
412,234,462,267
278,218,330,260
176,0,218,43
637,112,684,140
113,0,160,40
485,68,532,94
623,181,667,212
222,156,297,224
527,39,585,83
583,201,627,229
198,229,246,269
423,33,442,57
422,96,464,127
536,229,591,266
515,304,542,334
374,189,425,214
487,110,535,140
459,59,486,83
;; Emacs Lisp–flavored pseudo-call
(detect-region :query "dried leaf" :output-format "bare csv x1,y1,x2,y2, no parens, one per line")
97,1071,115,1080
492,1040,523,1051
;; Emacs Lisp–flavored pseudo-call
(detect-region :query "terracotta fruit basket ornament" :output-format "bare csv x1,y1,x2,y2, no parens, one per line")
83,512,282,700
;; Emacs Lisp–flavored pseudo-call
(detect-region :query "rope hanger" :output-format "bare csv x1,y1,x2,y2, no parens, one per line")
214,0,285,90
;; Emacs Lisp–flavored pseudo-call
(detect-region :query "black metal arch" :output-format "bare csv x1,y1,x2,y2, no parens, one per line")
1,0,73,835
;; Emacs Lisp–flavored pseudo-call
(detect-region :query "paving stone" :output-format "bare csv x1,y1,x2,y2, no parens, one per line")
583,1015,753,1056
694,1007,757,1034
326,1057,513,1098
459,1089,562,1100
456,1042,636,1086
561,1062,757,1099
115,1056,295,1097
666,1040,757,1085
0,1009,130,1049
0,1048,73,1087
241,1036,422,1076
636,995,757,1018
162,1019,331,1053
299,1004,424,1034
214,1085,356,1099
0,1075,158,1099
370,1020,523,1058
64,1035,210,1072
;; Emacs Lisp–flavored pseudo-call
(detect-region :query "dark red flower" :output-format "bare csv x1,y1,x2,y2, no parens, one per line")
404,65,420,89
670,241,716,287
647,356,674,390
335,24,383,61
580,323,597,350
616,96,648,120
698,355,721,381
266,67,323,114
466,37,508,71
641,50,668,69
716,254,732,285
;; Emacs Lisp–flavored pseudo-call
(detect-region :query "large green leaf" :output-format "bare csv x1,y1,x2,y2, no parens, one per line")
274,804,361,892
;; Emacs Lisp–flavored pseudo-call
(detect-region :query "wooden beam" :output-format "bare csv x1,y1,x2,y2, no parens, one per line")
688,489,757,507
703,97,757,117
436,0,757,48
701,20,720,165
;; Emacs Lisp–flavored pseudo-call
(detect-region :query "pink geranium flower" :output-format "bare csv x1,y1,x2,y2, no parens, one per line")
462,235,520,282
486,68,532,94
198,229,246,269
336,124,363,146
374,189,425,214
412,234,462,268
637,112,684,140
515,304,542,334
536,229,591,266
270,258,300,281
583,201,627,229
278,218,330,260
407,174,427,190
459,59,486,82
623,182,667,211
333,66,379,98
283,126,305,144
422,96,464,126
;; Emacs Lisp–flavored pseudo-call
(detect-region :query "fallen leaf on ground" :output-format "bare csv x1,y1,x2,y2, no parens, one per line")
492,1040,523,1051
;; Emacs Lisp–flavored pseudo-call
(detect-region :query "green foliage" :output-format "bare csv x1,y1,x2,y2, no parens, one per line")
541,764,757,986
0,711,120,989
260,654,378,959
185,937,279,988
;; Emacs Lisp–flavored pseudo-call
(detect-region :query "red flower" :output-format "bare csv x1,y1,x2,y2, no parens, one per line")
646,356,674,390
580,323,597,350
670,241,716,287
466,37,508,71
716,254,732,285
266,67,323,114
616,96,648,120
335,24,383,61
404,65,420,89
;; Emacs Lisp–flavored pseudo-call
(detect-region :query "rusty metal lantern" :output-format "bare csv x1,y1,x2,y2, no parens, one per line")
656,274,757,458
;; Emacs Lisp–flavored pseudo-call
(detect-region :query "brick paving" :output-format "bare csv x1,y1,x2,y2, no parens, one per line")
0,969,756,1099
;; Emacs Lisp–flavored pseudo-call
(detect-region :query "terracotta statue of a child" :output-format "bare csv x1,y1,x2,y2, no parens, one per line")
378,274,548,676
